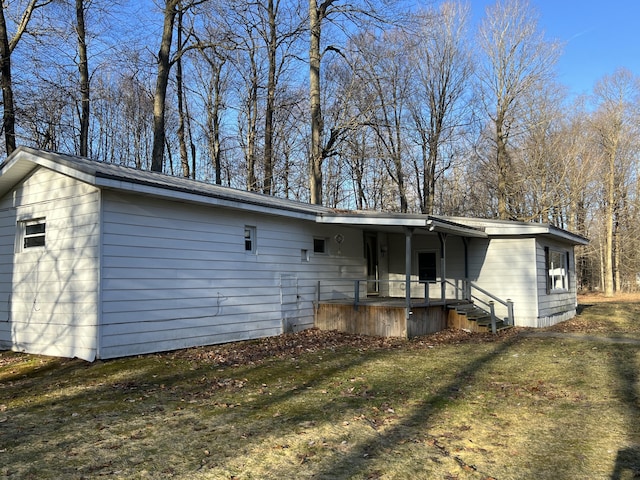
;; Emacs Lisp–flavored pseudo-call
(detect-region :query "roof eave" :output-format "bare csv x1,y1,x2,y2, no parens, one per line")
316,213,488,238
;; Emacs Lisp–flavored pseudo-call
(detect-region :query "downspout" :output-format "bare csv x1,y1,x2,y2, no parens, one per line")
404,227,413,319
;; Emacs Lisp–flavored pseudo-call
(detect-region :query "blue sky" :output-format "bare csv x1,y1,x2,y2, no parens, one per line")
469,0,639,98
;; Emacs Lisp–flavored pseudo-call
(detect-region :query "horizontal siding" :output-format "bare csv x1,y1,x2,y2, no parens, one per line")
0,167,100,361
536,239,577,326
468,237,538,326
99,191,365,359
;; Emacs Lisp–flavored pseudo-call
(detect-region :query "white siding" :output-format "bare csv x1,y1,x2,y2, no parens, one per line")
536,239,578,326
468,237,539,326
384,233,467,299
0,168,100,361
99,192,364,359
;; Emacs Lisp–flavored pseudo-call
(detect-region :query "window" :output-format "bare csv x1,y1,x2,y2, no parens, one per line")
313,237,326,254
546,247,569,293
244,226,256,253
19,218,46,251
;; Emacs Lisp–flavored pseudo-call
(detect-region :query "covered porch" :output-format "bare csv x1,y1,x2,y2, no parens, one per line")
313,213,515,337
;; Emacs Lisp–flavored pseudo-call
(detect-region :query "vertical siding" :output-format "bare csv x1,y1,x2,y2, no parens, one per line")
99,192,365,359
0,168,100,361
468,237,539,327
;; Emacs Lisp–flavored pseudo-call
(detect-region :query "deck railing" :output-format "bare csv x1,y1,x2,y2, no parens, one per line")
315,278,514,326
315,279,439,309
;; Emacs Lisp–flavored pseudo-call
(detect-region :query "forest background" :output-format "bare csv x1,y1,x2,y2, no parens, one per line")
0,0,637,296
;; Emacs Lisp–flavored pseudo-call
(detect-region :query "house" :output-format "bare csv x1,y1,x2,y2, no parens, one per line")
0,148,588,361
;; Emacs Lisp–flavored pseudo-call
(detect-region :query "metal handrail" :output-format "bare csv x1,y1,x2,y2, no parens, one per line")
445,279,514,326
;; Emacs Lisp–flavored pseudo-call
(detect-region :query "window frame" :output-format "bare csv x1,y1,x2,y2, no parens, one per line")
313,237,327,255
545,247,569,293
244,225,257,254
17,218,46,252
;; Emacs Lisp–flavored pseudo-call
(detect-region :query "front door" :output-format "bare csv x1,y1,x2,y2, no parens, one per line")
365,233,379,295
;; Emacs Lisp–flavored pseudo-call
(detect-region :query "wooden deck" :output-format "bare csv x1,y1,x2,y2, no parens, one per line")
315,297,466,338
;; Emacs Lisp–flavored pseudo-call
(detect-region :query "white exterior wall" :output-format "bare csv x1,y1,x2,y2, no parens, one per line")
0,168,100,361
99,191,364,359
468,237,539,326
535,239,578,326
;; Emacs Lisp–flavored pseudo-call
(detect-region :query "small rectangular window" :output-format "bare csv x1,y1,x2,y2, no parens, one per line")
244,226,256,253
21,219,46,250
313,237,326,254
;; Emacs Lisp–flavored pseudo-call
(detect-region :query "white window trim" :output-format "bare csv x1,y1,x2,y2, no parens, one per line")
16,218,46,253
548,248,568,293
244,225,257,254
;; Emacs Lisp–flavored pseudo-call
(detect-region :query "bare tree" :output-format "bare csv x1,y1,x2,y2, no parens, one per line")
308,0,397,205
476,0,560,219
0,0,52,155
75,0,89,156
151,0,179,172
409,2,472,214
590,68,640,296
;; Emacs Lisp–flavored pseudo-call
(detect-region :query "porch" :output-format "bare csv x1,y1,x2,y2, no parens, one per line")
313,279,514,338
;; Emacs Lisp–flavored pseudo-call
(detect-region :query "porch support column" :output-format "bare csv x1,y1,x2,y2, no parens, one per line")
462,237,470,299
438,232,448,301
404,227,414,319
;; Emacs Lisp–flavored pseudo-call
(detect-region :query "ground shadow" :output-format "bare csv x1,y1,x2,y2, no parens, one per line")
611,447,640,479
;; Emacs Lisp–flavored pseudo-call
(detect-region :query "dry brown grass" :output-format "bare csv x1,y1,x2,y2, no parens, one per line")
1,300,640,479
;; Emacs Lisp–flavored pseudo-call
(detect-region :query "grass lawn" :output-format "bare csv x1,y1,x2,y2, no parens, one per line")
1,296,640,479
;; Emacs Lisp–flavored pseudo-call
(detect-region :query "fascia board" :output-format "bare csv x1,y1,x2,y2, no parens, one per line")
316,214,428,227
317,214,488,237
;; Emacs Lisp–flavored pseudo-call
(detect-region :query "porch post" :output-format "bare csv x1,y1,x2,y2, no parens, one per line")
404,227,413,319
462,237,470,300
438,232,447,301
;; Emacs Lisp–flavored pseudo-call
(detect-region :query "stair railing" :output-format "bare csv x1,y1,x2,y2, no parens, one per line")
446,279,514,327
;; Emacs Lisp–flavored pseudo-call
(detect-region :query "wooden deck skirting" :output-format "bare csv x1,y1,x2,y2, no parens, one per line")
314,300,449,338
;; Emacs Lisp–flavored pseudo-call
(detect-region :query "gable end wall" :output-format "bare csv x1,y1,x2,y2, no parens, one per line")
0,167,100,361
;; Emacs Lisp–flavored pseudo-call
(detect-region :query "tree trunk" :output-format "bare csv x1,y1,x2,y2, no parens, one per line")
0,7,16,155
151,0,178,172
175,8,189,177
263,0,276,195
76,0,90,157
604,146,615,297
495,111,510,219
246,42,258,191
309,0,324,204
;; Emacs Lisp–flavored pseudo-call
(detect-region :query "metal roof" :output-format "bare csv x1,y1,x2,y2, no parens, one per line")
0,147,589,244
0,147,329,220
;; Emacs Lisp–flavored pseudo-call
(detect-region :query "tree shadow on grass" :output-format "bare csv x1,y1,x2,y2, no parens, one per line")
0,341,411,478
311,336,522,479
610,344,640,479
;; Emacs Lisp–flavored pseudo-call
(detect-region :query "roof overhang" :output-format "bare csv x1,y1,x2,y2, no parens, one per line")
316,212,488,238
0,147,326,221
